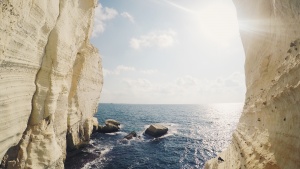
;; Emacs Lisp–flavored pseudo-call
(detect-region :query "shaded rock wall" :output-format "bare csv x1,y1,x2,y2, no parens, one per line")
206,0,300,168
0,0,103,168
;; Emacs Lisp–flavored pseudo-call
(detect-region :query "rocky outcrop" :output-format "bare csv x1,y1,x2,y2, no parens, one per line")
97,123,120,133
0,0,103,168
145,124,168,137
97,119,121,133
205,0,300,169
105,119,121,126
124,131,137,140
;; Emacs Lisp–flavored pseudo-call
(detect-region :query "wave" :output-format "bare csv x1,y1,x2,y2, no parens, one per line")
81,145,113,169
105,131,127,136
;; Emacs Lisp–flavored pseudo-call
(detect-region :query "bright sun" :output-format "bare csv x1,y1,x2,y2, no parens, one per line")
197,2,239,45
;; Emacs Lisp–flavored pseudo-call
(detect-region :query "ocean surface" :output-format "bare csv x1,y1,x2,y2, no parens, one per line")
66,103,243,169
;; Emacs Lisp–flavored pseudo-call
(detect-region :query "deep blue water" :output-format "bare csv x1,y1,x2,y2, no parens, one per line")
81,103,243,169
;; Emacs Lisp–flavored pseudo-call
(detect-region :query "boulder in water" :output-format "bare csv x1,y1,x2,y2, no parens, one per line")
145,124,168,137
124,131,137,140
97,123,120,133
105,119,120,126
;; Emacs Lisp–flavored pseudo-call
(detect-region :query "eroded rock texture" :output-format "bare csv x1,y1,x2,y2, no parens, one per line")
206,0,300,169
0,0,103,168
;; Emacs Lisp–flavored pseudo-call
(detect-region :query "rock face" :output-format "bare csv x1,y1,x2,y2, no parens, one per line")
0,0,103,168
92,117,99,132
205,1,300,169
145,124,168,137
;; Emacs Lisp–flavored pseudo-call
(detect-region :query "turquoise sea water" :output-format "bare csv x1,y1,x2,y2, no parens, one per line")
67,103,243,169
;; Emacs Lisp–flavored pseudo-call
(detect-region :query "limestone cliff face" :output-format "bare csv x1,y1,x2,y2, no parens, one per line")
0,0,103,168
206,0,300,169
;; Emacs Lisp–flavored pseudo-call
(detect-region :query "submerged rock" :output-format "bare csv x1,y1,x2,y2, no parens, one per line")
124,131,137,140
145,124,168,137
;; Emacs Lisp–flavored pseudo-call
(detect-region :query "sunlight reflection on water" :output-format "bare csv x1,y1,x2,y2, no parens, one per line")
76,103,243,169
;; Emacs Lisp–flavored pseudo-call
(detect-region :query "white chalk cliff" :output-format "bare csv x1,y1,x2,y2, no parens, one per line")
206,0,300,169
0,0,103,168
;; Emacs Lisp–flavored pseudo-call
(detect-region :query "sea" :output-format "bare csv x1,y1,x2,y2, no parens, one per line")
65,103,243,169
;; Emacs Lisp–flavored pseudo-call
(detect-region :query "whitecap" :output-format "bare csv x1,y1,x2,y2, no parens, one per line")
104,131,127,136
116,131,127,135
81,145,113,169
119,124,125,129
105,133,117,136
100,147,111,157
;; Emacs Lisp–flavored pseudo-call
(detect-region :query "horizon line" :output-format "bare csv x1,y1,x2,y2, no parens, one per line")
98,102,244,105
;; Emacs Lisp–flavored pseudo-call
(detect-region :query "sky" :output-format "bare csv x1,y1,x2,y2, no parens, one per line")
91,0,246,104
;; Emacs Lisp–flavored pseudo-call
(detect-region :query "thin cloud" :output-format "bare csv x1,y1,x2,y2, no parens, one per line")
103,68,111,77
93,3,118,37
124,78,152,90
104,65,135,76
130,30,177,50
121,12,135,23
176,75,199,86
140,69,158,75
102,72,245,104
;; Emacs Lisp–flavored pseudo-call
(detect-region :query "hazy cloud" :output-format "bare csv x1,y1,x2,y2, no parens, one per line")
176,75,199,86
140,69,158,75
112,72,245,103
102,68,111,77
212,72,245,88
103,65,135,76
130,30,177,50
124,78,153,90
93,3,118,37
121,12,135,23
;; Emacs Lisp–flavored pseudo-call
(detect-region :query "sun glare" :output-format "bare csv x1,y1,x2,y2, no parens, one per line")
197,3,239,45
